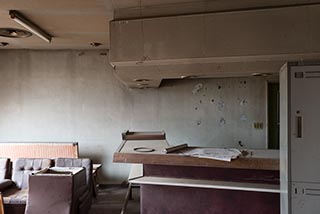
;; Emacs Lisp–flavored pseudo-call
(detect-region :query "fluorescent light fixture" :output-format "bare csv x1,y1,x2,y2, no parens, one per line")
9,10,52,43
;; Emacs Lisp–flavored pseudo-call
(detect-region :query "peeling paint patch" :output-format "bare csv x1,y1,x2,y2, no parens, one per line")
240,114,248,121
220,117,226,126
217,100,225,111
239,80,248,88
240,99,248,106
192,83,203,95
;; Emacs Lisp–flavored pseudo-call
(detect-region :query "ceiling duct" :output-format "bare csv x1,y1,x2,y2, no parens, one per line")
110,5,320,88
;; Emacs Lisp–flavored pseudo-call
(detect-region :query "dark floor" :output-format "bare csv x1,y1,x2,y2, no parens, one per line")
90,185,140,214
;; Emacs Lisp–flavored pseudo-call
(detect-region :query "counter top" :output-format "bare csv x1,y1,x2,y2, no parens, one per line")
113,140,279,171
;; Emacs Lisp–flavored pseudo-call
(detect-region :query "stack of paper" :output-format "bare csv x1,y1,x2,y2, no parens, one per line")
179,148,242,162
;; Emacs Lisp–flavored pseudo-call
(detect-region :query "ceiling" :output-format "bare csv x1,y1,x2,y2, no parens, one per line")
1,0,320,49
0,0,207,49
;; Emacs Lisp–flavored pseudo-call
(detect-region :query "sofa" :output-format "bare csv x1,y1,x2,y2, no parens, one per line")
0,158,93,214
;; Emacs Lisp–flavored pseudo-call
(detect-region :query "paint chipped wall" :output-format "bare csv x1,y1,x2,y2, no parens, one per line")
0,50,269,182
131,78,268,149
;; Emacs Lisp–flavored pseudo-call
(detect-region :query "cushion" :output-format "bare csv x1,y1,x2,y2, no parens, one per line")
2,188,28,205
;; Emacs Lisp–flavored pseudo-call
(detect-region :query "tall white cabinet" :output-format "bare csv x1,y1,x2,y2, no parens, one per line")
280,62,320,214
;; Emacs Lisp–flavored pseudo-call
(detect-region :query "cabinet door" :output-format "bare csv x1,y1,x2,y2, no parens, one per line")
292,182,320,214
290,65,320,183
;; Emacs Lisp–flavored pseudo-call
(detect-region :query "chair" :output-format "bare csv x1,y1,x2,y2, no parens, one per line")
25,167,86,214
0,192,4,214
55,158,93,214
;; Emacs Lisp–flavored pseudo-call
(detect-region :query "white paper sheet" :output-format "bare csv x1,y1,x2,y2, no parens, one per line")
178,148,242,162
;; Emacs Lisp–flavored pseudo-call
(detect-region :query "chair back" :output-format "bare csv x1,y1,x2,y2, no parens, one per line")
12,158,53,189
55,158,92,187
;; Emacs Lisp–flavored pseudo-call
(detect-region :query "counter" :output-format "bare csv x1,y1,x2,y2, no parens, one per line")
113,131,280,214
113,139,279,171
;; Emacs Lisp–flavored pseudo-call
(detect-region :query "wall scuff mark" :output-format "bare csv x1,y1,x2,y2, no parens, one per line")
220,117,226,126
240,99,248,106
192,83,203,95
240,114,248,121
217,100,225,111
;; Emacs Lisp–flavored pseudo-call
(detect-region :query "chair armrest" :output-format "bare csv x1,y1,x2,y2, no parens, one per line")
0,179,14,191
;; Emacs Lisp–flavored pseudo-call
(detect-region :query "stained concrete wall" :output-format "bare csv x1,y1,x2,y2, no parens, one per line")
0,50,270,182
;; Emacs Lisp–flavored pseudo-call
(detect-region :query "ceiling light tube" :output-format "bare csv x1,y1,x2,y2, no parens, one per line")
9,10,52,43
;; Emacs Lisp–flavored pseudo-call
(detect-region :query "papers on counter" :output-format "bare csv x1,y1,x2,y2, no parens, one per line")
178,148,242,162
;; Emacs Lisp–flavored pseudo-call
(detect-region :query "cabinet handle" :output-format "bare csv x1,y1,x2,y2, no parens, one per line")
296,115,303,138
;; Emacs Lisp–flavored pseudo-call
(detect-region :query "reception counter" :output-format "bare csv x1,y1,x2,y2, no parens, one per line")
113,131,280,214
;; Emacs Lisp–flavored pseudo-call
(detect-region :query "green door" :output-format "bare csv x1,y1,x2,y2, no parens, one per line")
268,82,279,149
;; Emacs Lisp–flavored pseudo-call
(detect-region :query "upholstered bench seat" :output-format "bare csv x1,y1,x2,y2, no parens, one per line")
3,188,28,205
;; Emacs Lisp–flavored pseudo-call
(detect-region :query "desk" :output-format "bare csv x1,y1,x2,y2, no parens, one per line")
114,132,280,214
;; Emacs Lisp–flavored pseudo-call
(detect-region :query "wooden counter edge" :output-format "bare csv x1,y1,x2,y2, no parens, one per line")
113,152,279,171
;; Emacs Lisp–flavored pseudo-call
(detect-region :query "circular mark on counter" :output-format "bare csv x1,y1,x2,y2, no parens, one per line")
133,147,155,153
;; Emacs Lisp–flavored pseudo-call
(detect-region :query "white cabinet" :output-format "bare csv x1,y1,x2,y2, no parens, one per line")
280,63,320,214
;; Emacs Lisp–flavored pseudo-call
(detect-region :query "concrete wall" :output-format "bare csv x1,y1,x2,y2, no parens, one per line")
0,50,270,182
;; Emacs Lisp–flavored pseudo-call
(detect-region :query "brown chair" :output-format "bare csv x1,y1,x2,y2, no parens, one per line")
25,167,86,214
55,158,93,214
